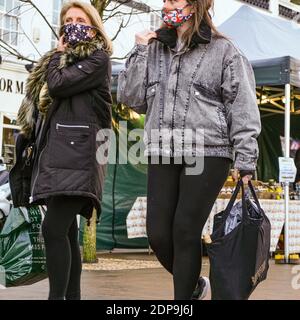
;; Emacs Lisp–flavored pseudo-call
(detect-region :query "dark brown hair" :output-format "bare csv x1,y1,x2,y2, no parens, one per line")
160,0,226,46
184,0,226,45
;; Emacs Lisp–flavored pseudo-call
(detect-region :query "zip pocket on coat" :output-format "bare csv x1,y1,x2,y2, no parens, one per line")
49,123,94,170
56,123,90,139
56,123,90,129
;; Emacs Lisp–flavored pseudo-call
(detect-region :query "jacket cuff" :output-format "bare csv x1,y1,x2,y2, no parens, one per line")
234,153,257,171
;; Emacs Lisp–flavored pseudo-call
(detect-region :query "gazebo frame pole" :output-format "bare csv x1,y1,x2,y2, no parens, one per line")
284,83,291,263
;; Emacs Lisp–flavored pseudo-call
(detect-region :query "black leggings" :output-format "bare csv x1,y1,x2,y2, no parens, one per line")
146,157,231,300
42,196,91,300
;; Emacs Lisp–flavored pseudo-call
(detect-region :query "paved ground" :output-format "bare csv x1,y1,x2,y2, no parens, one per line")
0,253,299,300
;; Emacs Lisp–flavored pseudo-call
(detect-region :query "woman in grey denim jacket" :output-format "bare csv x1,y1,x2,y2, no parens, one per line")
118,0,261,300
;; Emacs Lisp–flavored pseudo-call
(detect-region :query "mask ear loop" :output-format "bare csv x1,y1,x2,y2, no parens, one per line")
90,25,99,34
178,3,192,11
90,26,102,41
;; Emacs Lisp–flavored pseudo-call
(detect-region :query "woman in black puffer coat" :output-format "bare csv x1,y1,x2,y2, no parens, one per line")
13,1,112,300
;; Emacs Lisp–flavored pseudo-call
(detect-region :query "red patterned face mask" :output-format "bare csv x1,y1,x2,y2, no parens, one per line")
161,4,193,29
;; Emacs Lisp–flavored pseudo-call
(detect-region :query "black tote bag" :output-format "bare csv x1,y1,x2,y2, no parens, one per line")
206,180,271,300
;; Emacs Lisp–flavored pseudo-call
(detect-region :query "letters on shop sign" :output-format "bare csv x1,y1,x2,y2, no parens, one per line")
0,78,25,95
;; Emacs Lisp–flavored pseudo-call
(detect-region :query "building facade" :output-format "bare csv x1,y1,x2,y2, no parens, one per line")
0,0,160,168
213,0,300,25
0,0,299,168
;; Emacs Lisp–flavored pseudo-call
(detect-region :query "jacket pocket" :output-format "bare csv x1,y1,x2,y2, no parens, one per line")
49,123,94,170
146,82,159,105
145,82,159,127
193,82,221,103
186,84,229,144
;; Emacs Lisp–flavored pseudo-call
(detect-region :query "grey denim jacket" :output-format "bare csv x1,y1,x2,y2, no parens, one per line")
117,26,261,170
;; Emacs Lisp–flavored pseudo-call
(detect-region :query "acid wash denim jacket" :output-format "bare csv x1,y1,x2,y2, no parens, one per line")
117,22,261,171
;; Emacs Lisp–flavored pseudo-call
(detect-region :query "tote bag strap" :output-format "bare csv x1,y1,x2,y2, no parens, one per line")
224,179,262,218
241,181,251,222
247,180,263,212
225,179,243,213
225,180,250,222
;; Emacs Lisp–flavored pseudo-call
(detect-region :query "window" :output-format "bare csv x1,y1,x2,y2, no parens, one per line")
0,0,4,12
0,113,19,171
51,0,63,49
279,4,300,20
239,0,270,10
0,0,20,47
150,12,161,31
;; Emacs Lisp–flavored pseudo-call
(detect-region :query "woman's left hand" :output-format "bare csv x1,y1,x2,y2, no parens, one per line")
241,174,253,184
232,169,253,184
57,36,67,52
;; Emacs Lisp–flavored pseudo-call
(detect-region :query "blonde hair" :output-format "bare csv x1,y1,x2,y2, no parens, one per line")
183,0,225,45
60,1,113,56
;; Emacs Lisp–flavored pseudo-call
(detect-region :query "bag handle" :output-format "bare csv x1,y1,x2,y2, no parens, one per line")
225,179,243,213
240,180,264,223
241,181,251,222
31,108,43,142
224,180,262,220
22,112,44,166
247,180,263,212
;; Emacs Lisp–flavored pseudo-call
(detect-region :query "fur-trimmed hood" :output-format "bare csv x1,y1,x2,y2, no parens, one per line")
17,39,104,139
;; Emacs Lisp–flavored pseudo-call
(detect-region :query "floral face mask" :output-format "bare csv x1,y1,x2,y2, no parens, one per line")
161,4,194,29
62,23,96,46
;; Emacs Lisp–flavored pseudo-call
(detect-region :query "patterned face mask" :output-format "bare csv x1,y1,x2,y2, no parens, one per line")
161,4,194,29
62,23,96,46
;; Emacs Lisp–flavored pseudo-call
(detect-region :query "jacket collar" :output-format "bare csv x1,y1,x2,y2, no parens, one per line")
155,19,212,49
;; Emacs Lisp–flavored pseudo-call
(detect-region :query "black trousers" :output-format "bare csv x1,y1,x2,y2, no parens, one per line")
42,196,91,300
146,157,231,300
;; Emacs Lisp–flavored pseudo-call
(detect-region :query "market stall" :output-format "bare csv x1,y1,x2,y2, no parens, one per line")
126,194,300,254
219,5,300,262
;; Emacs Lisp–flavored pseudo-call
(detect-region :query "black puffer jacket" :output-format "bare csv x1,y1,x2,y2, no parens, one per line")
30,49,112,220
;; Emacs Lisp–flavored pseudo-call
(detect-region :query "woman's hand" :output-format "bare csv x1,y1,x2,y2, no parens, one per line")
240,174,253,184
57,36,68,52
135,30,157,45
231,169,253,184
